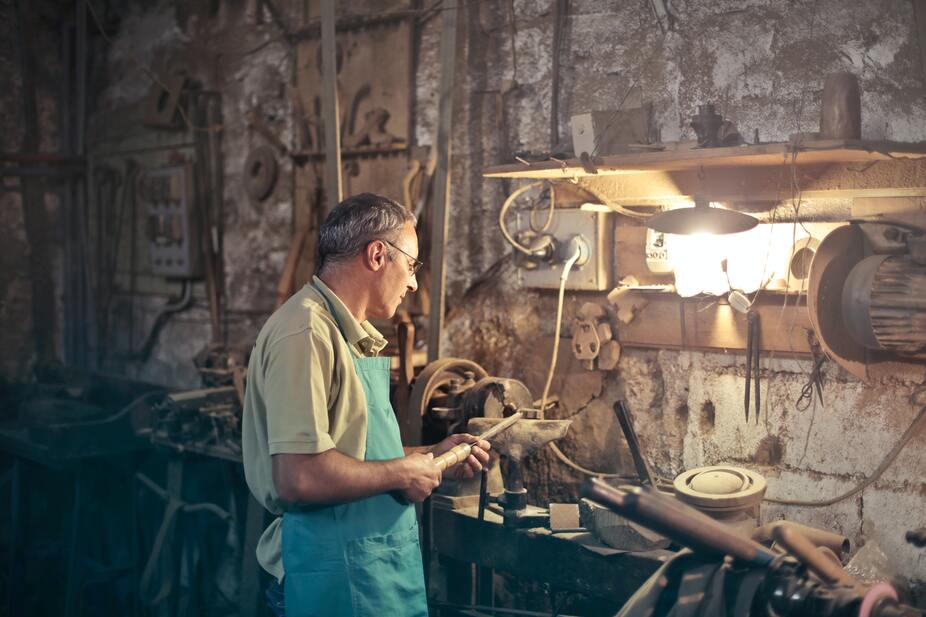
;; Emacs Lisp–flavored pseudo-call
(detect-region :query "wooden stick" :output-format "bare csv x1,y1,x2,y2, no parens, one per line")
433,412,523,472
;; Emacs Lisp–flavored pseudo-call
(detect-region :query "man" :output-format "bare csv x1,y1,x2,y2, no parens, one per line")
243,193,490,617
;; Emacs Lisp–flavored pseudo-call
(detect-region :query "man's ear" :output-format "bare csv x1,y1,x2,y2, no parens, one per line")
365,240,388,272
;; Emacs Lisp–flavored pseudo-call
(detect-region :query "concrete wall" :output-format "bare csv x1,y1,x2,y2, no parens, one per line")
2,0,924,593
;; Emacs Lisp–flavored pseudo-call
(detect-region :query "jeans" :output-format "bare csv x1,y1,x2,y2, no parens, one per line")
266,578,285,617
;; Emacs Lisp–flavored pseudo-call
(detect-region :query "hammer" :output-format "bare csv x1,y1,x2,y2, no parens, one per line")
432,412,523,472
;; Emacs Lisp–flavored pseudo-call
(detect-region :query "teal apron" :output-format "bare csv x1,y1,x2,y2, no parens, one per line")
281,289,429,617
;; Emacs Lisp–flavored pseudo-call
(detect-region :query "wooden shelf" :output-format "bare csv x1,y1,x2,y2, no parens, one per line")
483,140,926,179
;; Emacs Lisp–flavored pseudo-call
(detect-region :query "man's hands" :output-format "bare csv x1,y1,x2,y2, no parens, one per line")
397,433,491,502
431,433,491,480
398,452,442,502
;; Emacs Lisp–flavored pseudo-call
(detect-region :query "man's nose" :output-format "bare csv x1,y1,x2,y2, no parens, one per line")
407,273,419,293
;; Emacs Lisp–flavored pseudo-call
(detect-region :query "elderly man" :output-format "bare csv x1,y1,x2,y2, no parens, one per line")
243,193,490,617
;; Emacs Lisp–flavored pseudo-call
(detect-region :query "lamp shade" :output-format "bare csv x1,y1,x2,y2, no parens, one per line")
646,198,758,235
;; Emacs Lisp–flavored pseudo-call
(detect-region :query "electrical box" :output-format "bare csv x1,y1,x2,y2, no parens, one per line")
514,208,613,290
140,164,201,278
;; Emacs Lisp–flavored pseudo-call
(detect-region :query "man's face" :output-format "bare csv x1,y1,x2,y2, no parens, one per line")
369,221,419,319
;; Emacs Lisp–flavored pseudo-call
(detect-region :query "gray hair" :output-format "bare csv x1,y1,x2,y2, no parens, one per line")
316,193,416,273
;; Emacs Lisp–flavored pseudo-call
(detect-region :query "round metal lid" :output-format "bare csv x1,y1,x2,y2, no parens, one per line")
673,465,767,511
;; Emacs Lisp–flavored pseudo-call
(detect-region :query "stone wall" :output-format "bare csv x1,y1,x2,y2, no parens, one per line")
440,0,926,592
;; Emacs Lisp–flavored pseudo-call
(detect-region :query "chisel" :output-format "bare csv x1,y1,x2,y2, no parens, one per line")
432,412,523,471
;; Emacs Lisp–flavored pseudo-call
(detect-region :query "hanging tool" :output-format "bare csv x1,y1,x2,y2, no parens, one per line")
433,412,523,472
745,310,761,423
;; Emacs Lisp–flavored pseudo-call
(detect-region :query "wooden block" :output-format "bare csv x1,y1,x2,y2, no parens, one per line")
549,503,581,530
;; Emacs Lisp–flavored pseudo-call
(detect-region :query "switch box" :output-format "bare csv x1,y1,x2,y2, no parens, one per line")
514,208,613,290
140,164,201,278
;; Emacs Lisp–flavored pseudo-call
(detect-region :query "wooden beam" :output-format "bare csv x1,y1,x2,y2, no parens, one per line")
426,1,459,362
320,0,342,212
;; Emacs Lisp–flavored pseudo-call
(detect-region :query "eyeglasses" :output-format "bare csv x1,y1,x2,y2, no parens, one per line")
382,239,424,276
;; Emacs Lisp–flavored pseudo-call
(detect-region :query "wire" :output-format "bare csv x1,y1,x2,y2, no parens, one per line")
499,182,554,254
538,243,634,479
548,442,634,479
529,184,556,233
764,401,926,507
539,244,582,413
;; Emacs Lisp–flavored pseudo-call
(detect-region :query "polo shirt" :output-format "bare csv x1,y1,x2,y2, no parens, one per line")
242,275,387,582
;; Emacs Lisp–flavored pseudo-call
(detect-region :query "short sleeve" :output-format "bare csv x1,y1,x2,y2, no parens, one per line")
263,328,337,455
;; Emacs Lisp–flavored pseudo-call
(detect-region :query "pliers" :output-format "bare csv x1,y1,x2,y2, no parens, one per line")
744,311,760,423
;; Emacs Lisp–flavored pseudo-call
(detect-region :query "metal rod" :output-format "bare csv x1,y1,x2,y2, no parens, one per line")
613,401,654,487
771,524,860,589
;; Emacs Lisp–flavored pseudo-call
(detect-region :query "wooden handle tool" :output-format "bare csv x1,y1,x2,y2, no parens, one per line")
432,412,523,472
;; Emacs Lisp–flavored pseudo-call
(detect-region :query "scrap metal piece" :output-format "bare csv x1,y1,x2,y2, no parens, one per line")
572,317,601,362
143,72,187,129
690,103,742,148
572,302,618,370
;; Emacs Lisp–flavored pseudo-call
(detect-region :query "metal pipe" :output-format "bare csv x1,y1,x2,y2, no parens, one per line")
752,520,850,558
582,478,775,567
771,525,860,589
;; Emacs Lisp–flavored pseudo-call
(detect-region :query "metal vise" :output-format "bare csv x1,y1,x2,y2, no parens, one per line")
469,415,571,527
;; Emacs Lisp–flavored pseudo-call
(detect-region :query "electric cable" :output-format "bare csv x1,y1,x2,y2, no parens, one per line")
539,244,581,413
764,400,926,507
539,243,632,479
529,184,556,233
499,181,554,255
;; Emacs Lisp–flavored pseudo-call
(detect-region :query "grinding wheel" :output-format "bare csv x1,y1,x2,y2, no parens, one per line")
806,224,869,380
244,146,278,202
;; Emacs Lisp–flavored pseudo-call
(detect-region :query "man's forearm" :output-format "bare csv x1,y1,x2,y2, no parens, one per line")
403,445,433,455
273,449,408,505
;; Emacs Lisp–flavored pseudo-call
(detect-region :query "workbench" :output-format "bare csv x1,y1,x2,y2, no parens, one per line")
429,502,671,612
0,376,163,617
